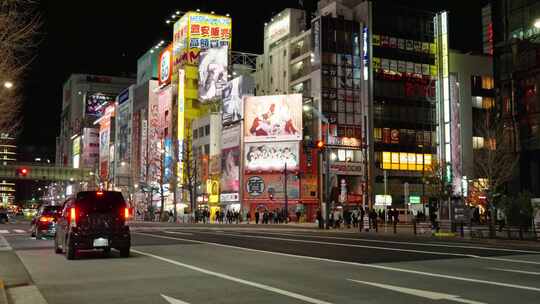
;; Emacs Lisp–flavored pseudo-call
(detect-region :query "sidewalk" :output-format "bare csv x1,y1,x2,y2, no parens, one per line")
0,235,47,304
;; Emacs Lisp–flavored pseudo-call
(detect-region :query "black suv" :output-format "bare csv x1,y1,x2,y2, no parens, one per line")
54,191,131,259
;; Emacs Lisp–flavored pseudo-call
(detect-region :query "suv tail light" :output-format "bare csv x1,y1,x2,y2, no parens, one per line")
39,216,53,223
69,207,77,228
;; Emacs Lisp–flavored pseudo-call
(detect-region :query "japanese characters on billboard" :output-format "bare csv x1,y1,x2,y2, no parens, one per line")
85,93,115,118
244,94,302,142
244,174,300,200
245,142,299,172
99,105,115,180
198,46,228,102
222,75,254,125
158,44,173,87
82,128,99,169
220,125,241,202
173,12,232,69
147,88,161,183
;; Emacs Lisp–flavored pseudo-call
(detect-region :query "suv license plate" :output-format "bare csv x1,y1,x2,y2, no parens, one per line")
93,238,108,247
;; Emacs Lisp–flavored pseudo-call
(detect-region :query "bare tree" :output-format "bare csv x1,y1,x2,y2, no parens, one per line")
0,0,40,133
181,132,199,219
473,111,519,232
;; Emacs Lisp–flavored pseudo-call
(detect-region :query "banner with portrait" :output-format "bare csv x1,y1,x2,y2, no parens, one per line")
198,46,228,102
245,141,299,172
244,94,302,142
220,125,241,202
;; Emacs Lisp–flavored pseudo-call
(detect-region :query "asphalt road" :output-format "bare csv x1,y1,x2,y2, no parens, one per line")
2,222,540,304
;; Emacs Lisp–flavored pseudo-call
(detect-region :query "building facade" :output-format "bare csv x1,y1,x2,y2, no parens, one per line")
492,0,540,196
0,133,16,206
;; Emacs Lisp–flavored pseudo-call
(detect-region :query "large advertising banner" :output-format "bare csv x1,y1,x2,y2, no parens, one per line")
244,94,302,142
173,12,232,69
222,75,255,125
131,111,141,181
82,128,99,169
85,93,116,118
245,142,299,172
220,125,241,202
148,88,161,184
99,120,111,180
116,102,131,164
158,87,173,184
244,173,300,200
198,46,228,102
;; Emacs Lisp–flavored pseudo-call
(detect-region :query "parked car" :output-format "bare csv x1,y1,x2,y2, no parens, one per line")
54,191,131,260
31,205,63,239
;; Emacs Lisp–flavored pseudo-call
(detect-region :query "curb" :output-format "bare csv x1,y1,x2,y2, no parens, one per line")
0,280,8,304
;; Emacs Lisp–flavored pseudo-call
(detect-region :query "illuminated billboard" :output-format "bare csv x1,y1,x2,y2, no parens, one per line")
173,12,232,69
158,44,173,87
266,10,290,44
85,93,116,118
220,125,241,202
222,75,255,125
244,94,302,142
198,46,228,101
245,142,299,172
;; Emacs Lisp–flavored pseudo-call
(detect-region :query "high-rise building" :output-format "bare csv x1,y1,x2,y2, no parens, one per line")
56,74,135,173
492,0,540,196
0,133,16,206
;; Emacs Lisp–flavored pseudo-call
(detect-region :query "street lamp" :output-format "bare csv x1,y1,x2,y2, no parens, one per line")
3,81,13,89
303,104,331,229
534,18,540,29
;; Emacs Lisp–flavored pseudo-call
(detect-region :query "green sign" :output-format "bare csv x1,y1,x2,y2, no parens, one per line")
409,196,421,204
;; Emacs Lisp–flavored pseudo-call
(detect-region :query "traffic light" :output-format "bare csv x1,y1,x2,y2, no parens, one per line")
16,167,30,177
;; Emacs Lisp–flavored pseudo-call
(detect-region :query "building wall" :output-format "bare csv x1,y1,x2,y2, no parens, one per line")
449,51,493,179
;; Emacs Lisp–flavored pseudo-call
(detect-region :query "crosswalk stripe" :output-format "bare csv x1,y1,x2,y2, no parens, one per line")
13,229,27,233
0,230,8,234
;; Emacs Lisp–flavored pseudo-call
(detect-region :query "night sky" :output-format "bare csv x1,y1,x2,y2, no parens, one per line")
20,0,486,160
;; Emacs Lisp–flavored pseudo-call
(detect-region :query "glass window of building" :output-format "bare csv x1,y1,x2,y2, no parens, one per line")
205,125,210,136
473,136,485,149
193,129,198,139
198,127,204,138
482,76,494,89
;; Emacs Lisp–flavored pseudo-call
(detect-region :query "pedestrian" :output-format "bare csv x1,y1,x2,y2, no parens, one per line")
247,211,251,224
296,211,301,223
255,211,260,224
316,208,323,229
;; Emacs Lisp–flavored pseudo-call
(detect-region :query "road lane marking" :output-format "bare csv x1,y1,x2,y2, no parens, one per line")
163,231,194,236
161,294,191,304
487,267,540,275
205,231,540,265
13,229,26,234
135,232,540,293
0,230,8,234
244,231,540,254
198,231,479,258
0,235,12,251
478,256,540,265
349,279,486,304
132,248,333,304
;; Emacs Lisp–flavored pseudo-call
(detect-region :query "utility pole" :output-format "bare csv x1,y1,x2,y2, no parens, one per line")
284,162,288,223
324,125,331,229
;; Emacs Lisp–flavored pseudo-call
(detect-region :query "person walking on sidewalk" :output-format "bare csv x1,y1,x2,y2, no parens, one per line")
255,210,260,224
316,208,323,229
246,211,251,224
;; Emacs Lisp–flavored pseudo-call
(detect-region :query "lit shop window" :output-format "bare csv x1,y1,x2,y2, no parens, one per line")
472,96,494,109
381,152,432,171
482,76,494,89
472,136,485,149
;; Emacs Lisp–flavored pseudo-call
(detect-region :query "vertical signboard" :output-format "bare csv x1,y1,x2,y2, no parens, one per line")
82,128,99,169
177,69,186,183
311,17,321,70
220,125,241,202
158,44,173,87
148,87,161,184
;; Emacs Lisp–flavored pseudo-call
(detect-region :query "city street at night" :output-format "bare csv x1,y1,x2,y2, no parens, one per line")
2,221,540,304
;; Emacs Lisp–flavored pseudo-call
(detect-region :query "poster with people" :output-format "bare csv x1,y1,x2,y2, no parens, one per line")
221,75,255,125
198,45,228,101
220,125,241,202
245,142,299,172
244,94,302,142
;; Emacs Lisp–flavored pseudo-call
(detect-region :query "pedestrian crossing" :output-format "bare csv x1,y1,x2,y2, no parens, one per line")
0,228,30,235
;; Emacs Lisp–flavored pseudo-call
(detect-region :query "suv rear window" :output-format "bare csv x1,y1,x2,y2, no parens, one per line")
75,192,126,214
42,206,62,216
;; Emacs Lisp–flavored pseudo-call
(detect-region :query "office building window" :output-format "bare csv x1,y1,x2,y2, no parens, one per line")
205,125,210,136
482,76,494,89
198,127,204,138
473,136,485,149
193,129,198,139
